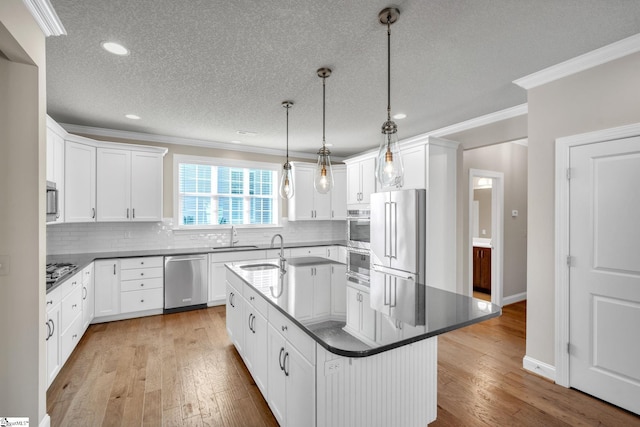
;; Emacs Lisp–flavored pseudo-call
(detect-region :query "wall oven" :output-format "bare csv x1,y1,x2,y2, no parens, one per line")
346,248,370,283
347,209,370,250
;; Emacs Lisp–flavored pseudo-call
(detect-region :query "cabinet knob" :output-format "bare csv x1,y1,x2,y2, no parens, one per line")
72,304,77,308
140,283,144,287
141,299,145,303
47,300,52,305
281,325,287,332
140,272,144,276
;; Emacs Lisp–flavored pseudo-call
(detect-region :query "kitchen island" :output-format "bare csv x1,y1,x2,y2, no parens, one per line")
226,257,501,427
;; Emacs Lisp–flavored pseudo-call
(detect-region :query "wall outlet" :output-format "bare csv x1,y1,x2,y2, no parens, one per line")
324,359,343,376
512,210,519,217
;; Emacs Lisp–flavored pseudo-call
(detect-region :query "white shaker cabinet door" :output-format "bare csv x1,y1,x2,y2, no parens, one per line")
267,324,287,426
359,157,376,204
65,141,96,222
97,148,131,221
286,342,316,427
131,151,163,221
94,260,120,317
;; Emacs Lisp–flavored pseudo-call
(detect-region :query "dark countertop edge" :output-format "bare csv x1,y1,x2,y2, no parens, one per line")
226,263,502,359
46,240,346,293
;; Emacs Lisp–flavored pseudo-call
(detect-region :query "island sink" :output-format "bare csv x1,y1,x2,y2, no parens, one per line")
239,263,280,271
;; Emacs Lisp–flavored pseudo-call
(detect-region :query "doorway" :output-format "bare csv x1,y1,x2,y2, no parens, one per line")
468,169,504,306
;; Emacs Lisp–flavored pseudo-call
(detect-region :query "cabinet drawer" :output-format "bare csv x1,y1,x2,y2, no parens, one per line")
61,285,82,332
46,286,62,311
81,263,94,285
120,266,163,281
289,246,328,258
121,288,163,313
60,314,83,361
121,277,163,292
120,256,163,270
268,305,316,364
243,285,268,317
59,270,82,297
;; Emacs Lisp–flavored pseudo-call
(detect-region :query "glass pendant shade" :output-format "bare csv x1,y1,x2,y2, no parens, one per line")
314,147,333,194
376,124,404,188
280,162,294,199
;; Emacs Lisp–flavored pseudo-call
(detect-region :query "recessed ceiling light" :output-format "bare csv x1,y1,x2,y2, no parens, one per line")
393,113,407,120
101,41,129,56
236,130,258,136
125,114,141,120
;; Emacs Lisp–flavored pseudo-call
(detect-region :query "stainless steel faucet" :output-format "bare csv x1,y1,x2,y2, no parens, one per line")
270,233,286,272
230,225,239,247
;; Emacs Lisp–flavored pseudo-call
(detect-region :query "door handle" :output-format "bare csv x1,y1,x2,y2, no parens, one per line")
92,207,96,219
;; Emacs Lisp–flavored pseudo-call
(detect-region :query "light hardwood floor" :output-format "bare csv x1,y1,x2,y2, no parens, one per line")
47,302,640,426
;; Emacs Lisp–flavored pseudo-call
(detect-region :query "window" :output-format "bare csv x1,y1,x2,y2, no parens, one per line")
175,155,280,227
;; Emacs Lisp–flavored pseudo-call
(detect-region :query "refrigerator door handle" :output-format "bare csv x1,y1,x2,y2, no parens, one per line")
391,201,398,259
384,201,391,258
383,275,389,306
390,277,397,308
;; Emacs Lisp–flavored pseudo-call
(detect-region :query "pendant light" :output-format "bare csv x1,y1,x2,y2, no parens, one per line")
279,101,295,199
314,67,334,194
375,7,404,188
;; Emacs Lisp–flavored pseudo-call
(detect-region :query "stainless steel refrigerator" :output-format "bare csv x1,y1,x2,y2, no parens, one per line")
370,189,426,326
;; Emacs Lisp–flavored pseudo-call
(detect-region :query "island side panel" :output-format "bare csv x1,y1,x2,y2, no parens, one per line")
316,337,438,427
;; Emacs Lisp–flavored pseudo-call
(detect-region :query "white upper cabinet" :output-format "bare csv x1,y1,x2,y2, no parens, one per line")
96,148,163,222
130,151,164,221
46,117,66,223
345,155,376,206
330,165,347,220
398,144,426,190
97,148,131,221
65,141,97,222
288,162,331,221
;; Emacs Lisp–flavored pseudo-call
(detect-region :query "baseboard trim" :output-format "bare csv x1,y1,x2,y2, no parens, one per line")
523,355,556,382
503,292,527,306
39,414,51,427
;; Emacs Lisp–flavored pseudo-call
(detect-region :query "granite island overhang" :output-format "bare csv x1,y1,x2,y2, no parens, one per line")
225,257,501,427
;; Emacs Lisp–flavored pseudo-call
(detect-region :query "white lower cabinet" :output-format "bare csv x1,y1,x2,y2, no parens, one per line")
242,289,268,396
94,260,120,317
81,263,94,332
45,287,62,387
226,280,245,353
94,256,164,322
267,323,315,427
344,283,376,343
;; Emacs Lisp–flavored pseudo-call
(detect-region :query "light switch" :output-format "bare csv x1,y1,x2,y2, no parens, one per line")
512,210,518,217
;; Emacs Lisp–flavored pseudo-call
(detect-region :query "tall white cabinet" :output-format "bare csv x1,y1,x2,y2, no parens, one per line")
46,117,66,223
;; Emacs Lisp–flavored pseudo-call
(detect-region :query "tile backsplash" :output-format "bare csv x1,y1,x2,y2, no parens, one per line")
47,218,346,255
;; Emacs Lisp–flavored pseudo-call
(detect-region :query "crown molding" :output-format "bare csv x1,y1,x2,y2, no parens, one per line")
514,32,640,90
22,0,66,37
60,123,326,161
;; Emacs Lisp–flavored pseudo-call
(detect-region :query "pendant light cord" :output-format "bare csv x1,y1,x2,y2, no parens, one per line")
322,75,326,147
387,17,391,122
286,104,290,161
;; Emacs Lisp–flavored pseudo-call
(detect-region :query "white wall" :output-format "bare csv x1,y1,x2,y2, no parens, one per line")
0,1,47,423
526,52,640,366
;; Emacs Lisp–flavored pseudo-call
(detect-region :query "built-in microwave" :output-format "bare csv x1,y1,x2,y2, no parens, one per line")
46,181,59,222
347,209,370,250
346,248,370,283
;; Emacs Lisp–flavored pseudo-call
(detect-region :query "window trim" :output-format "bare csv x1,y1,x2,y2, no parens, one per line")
173,154,282,229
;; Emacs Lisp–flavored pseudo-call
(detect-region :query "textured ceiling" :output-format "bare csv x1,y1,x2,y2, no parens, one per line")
46,0,640,157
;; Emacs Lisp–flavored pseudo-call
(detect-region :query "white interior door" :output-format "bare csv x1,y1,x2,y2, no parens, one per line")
569,135,640,414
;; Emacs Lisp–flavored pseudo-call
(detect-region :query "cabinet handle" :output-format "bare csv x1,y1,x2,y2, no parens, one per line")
141,261,144,265
140,283,144,287
279,347,285,371
250,296,254,301
73,334,78,339
229,292,235,307
113,264,116,275
140,299,144,303
49,319,55,337
248,313,253,331
281,325,287,332
140,272,144,276
251,315,256,333
47,300,53,306
92,208,96,219
45,321,51,341
283,352,290,376
127,208,130,219
82,286,87,300
133,208,136,219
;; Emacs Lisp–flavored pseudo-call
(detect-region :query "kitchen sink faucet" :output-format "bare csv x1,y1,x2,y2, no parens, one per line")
230,225,239,247
270,234,286,272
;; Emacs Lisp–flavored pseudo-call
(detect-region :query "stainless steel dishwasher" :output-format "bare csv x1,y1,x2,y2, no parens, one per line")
164,254,208,313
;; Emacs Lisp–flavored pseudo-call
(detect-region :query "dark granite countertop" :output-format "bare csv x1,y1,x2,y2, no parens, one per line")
226,258,501,358
46,240,346,293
